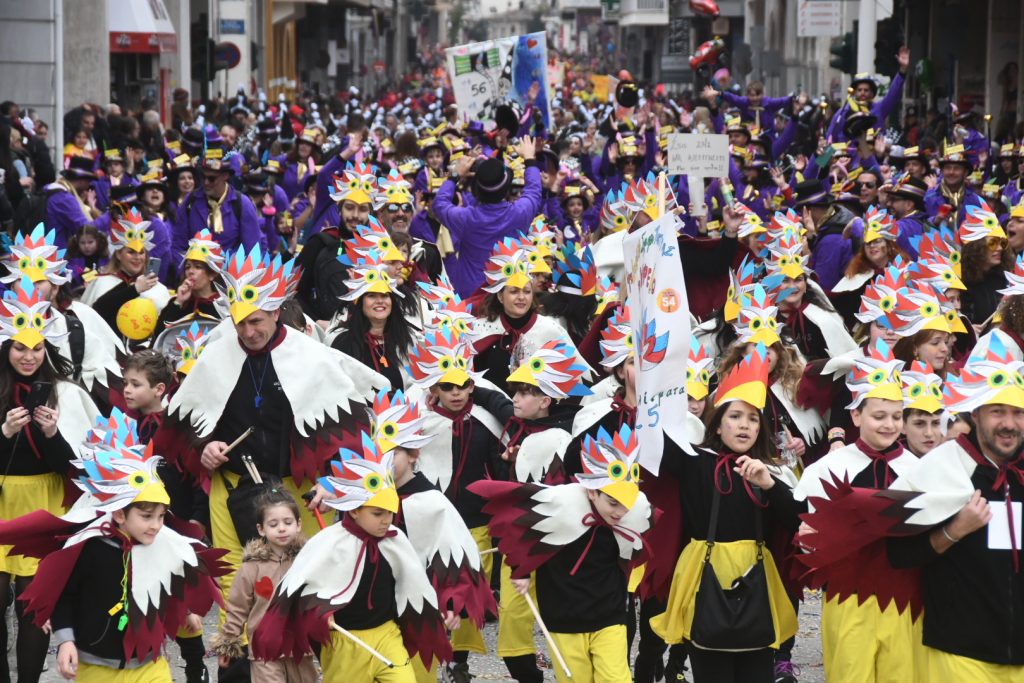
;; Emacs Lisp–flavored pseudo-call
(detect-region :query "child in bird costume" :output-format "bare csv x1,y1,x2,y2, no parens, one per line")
470,423,654,683
0,410,227,682
250,437,452,683
368,390,497,683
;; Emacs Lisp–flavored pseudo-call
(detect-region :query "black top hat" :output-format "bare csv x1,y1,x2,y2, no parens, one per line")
62,155,97,180
109,184,138,203
889,176,927,209
243,171,270,193
473,157,512,204
844,110,875,139
494,104,520,135
794,179,830,207
616,80,639,108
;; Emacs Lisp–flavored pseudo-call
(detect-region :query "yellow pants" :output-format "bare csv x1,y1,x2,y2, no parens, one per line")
497,560,537,658
76,658,171,683
320,620,415,683
0,473,65,577
549,625,631,683
822,593,925,683
209,471,321,626
449,525,492,654
927,647,1024,682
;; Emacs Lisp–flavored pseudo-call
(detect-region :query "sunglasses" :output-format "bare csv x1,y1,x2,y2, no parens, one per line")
387,203,413,213
437,382,469,392
860,182,877,189
987,236,1008,250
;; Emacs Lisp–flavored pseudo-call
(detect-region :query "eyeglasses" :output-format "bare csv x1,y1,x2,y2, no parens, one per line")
860,182,877,189
986,236,1008,251
386,203,413,213
437,382,469,392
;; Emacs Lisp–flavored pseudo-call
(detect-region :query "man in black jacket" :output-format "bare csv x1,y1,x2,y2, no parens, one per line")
887,353,1024,678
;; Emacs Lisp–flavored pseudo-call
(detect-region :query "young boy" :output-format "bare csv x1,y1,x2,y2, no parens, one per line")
123,349,210,682
252,435,452,683
493,340,590,683
899,361,945,457
406,328,509,682
794,339,924,683
470,424,653,683
0,411,225,682
370,390,497,683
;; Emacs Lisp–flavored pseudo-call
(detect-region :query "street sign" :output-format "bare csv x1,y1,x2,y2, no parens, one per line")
797,1,841,38
213,42,241,71
667,133,729,177
219,19,245,35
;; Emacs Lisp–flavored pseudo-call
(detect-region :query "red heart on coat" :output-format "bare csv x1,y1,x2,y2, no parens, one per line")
527,38,538,49
254,576,274,600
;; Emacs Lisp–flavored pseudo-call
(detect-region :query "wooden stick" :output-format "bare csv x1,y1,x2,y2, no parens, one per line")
657,171,667,218
222,428,253,457
327,617,395,668
479,547,499,555
241,456,262,484
523,593,572,678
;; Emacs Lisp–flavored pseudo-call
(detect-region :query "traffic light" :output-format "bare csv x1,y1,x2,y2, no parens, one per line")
191,16,209,83
875,18,901,75
830,32,856,75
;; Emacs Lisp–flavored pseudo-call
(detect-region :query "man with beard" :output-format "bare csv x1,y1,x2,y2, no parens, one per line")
885,331,1024,679
924,143,980,224
376,169,444,281
295,162,375,322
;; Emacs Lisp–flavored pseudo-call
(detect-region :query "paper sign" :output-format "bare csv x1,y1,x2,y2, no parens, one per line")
621,212,693,474
988,500,1023,551
667,133,729,178
445,33,550,129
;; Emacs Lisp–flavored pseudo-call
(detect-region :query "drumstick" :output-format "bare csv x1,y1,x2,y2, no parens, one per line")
222,428,253,457
523,593,572,678
479,547,499,555
327,616,395,668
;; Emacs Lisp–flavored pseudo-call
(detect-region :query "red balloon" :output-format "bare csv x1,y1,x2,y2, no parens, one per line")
689,0,720,18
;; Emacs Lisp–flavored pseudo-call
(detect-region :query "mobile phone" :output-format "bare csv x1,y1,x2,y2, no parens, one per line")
24,381,52,412
145,257,162,277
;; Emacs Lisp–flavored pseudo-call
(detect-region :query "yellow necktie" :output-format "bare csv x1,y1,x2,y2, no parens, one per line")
207,187,229,234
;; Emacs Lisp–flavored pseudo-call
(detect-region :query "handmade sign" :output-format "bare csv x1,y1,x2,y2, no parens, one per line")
445,33,550,129
622,209,693,472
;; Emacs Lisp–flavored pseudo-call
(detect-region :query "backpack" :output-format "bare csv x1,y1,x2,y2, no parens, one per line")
64,313,86,381
15,191,48,233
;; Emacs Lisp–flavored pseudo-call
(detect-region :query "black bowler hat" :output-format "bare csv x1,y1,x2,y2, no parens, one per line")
473,158,511,203
62,155,97,180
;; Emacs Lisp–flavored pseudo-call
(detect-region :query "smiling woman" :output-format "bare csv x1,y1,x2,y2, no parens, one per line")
0,284,100,682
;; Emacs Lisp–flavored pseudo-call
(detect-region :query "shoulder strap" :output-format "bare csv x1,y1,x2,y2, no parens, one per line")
64,314,85,380
704,483,722,561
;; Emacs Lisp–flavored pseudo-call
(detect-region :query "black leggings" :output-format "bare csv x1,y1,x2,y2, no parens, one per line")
0,573,50,683
686,644,774,683
503,653,543,683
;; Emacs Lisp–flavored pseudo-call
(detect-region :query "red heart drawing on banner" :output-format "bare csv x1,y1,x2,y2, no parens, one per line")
527,38,538,49
255,576,274,600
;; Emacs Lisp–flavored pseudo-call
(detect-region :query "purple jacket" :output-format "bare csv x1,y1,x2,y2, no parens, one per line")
924,185,981,223
721,92,792,128
172,186,265,257
432,165,543,296
810,214,859,292
827,72,905,142
43,183,109,247
94,175,138,212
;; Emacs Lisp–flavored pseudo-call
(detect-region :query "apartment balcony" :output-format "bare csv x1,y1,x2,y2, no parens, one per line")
618,0,667,26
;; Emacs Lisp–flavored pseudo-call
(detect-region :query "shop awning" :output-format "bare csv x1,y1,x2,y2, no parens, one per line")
108,0,177,54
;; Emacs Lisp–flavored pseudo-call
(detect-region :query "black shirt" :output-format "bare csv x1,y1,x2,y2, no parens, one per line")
212,326,293,478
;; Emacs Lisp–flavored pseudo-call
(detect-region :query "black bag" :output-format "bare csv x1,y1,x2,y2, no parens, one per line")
689,483,775,652
220,465,282,546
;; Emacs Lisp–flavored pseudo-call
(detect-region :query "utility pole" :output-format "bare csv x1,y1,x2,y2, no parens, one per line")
856,0,876,74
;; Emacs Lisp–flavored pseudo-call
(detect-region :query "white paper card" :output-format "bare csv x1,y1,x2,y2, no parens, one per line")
987,500,1023,551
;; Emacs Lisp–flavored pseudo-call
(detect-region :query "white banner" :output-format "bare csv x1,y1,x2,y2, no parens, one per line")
622,213,693,474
